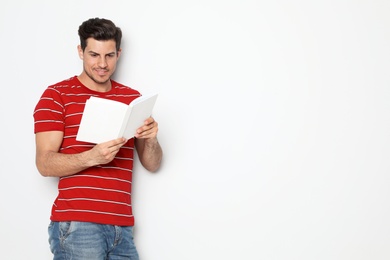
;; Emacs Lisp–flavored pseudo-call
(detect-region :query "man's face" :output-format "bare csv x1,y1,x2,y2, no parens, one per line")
78,38,121,85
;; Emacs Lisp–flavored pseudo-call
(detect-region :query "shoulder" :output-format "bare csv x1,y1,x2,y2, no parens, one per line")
47,76,80,93
109,80,142,105
49,76,80,90
111,79,141,95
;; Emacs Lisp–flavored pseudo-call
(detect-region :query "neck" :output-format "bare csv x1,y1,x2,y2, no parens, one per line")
78,72,112,92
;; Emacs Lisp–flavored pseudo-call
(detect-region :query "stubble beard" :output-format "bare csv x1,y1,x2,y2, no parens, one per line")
84,67,111,85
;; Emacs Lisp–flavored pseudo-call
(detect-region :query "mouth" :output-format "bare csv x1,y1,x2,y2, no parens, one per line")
95,69,108,76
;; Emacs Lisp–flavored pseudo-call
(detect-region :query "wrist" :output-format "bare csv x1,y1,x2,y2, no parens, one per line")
144,137,158,147
81,149,98,167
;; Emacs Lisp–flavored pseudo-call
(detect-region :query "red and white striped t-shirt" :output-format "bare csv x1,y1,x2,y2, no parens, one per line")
33,76,141,226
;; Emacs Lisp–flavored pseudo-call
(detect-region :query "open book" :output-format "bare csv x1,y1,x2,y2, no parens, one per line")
76,93,158,143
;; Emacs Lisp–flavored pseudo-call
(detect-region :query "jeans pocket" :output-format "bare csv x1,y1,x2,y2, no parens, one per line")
59,221,73,240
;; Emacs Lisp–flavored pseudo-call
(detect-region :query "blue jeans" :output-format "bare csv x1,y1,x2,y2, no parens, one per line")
48,221,139,260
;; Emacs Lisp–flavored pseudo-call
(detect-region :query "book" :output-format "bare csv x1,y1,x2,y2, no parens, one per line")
76,93,158,144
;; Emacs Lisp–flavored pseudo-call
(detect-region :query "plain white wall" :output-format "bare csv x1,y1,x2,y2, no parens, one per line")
1,0,389,259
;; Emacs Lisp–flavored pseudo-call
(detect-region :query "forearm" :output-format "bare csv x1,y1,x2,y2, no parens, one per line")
36,150,95,177
35,131,127,178
136,138,163,172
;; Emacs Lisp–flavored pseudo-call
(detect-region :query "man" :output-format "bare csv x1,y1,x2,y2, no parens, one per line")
33,17,162,259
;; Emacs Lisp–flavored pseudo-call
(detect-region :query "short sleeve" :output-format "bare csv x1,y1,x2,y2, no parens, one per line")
33,87,65,133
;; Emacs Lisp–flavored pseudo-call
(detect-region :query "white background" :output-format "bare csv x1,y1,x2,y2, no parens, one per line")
1,0,389,259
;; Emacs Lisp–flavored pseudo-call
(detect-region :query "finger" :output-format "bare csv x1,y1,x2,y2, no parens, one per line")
107,137,127,148
143,117,157,128
136,125,152,135
136,126,158,139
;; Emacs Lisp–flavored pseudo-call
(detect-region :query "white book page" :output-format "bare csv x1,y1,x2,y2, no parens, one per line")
121,93,158,139
76,96,128,144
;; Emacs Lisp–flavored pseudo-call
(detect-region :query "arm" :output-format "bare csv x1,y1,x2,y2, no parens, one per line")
134,117,163,172
35,131,127,177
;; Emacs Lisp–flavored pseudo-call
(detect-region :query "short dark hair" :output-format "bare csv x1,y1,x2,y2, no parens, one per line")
78,18,122,52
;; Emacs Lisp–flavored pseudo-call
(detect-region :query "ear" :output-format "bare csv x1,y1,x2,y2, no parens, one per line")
77,45,84,60
117,48,122,59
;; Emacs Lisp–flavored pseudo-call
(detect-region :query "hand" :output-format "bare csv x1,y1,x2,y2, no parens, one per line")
89,137,127,165
134,117,162,172
135,117,159,140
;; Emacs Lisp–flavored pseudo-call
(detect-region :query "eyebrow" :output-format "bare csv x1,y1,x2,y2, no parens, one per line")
88,51,116,56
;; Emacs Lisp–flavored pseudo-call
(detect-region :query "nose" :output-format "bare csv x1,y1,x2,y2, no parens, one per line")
98,56,108,68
